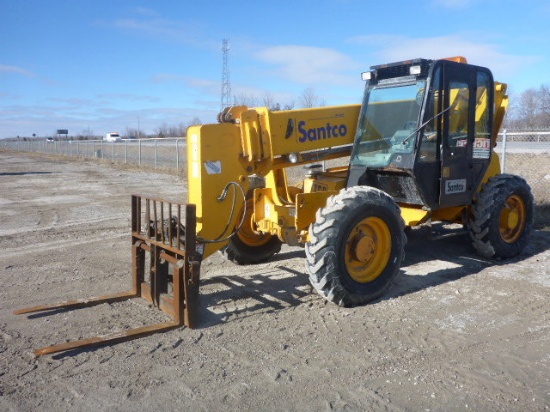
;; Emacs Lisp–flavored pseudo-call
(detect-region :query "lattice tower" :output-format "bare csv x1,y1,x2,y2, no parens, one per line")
221,39,231,112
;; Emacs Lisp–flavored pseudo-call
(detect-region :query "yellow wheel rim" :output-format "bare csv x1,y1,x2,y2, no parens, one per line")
236,199,272,247
345,216,391,283
499,194,526,243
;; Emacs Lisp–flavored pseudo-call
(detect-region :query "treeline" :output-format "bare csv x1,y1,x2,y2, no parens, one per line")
9,88,327,141
506,85,550,130
115,87,325,139
18,85,548,142
126,116,203,139
66,117,203,140
231,87,325,111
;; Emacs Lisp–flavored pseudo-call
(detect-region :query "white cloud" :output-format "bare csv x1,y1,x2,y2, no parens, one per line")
0,64,36,77
183,77,219,97
430,0,475,9
152,73,190,84
133,7,160,17
255,45,359,86
152,74,220,100
348,34,540,82
113,18,182,38
95,93,160,103
184,77,217,88
0,103,213,138
109,16,205,47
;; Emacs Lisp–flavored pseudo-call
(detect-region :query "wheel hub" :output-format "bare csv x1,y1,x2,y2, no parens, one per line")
351,234,376,263
499,194,526,243
345,217,391,283
503,208,519,230
237,198,272,247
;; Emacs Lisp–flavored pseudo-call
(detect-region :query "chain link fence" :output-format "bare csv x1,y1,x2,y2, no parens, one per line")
496,130,550,226
1,138,187,170
2,132,549,224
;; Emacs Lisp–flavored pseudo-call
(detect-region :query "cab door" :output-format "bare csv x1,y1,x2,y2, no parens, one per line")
438,62,476,207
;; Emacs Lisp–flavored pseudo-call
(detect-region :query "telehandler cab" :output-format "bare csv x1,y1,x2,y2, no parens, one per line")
16,57,533,356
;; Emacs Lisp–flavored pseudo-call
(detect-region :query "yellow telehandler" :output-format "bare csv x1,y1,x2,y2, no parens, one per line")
16,57,533,355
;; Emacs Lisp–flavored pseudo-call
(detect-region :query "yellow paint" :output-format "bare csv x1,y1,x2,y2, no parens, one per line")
477,153,501,192
186,60,509,261
399,206,431,227
295,191,336,231
500,194,526,243
187,124,250,259
431,206,466,223
344,216,391,283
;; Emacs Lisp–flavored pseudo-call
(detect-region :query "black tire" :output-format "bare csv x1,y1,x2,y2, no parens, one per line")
469,174,533,259
222,231,282,265
306,186,406,307
221,176,282,265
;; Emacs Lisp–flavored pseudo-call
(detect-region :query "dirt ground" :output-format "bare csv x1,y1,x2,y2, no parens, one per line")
0,150,548,412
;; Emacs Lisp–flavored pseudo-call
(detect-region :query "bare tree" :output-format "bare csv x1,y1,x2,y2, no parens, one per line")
507,85,550,129
298,87,325,108
187,117,202,127
125,127,140,139
155,123,169,138
172,122,186,137
233,93,259,108
178,118,203,137
263,92,286,111
518,88,539,127
77,127,94,140
262,92,275,109
283,101,295,110
150,122,193,138
540,84,550,117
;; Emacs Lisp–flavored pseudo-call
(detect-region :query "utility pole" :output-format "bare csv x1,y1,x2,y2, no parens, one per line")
221,38,231,112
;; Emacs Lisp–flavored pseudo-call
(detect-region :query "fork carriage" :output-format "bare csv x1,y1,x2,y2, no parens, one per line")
14,195,201,357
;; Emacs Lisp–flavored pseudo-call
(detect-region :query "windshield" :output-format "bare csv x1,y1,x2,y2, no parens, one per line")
351,80,426,168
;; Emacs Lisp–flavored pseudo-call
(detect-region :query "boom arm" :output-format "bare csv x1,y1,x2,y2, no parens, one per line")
186,105,360,259
493,82,509,144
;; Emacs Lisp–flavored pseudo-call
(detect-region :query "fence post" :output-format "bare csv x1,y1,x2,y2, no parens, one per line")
155,140,158,168
125,140,128,164
501,129,507,173
176,139,180,170
139,140,142,166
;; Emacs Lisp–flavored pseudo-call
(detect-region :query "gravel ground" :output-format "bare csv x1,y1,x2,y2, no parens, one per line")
1,150,548,411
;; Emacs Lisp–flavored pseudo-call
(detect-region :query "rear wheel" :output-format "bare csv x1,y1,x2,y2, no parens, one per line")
470,174,533,258
306,186,406,307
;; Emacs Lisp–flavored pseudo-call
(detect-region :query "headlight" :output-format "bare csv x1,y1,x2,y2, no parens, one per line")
409,65,421,75
361,71,373,81
287,152,299,163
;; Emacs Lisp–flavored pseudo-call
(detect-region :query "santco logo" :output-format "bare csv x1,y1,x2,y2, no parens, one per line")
445,179,467,194
298,120,348,143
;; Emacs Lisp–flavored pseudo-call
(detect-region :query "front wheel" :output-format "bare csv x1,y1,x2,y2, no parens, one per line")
469,174,534,259
221,197,282,265
306,186,406,307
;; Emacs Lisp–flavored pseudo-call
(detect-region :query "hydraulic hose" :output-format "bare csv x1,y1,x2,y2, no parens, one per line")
196,181,248,244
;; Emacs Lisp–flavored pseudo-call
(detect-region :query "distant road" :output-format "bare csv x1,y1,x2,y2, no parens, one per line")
498,141,550,153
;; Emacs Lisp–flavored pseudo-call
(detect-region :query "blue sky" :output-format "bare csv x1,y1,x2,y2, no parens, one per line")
1,0,549,138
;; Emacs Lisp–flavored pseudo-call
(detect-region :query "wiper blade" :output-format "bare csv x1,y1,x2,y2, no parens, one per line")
401,105,453,145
